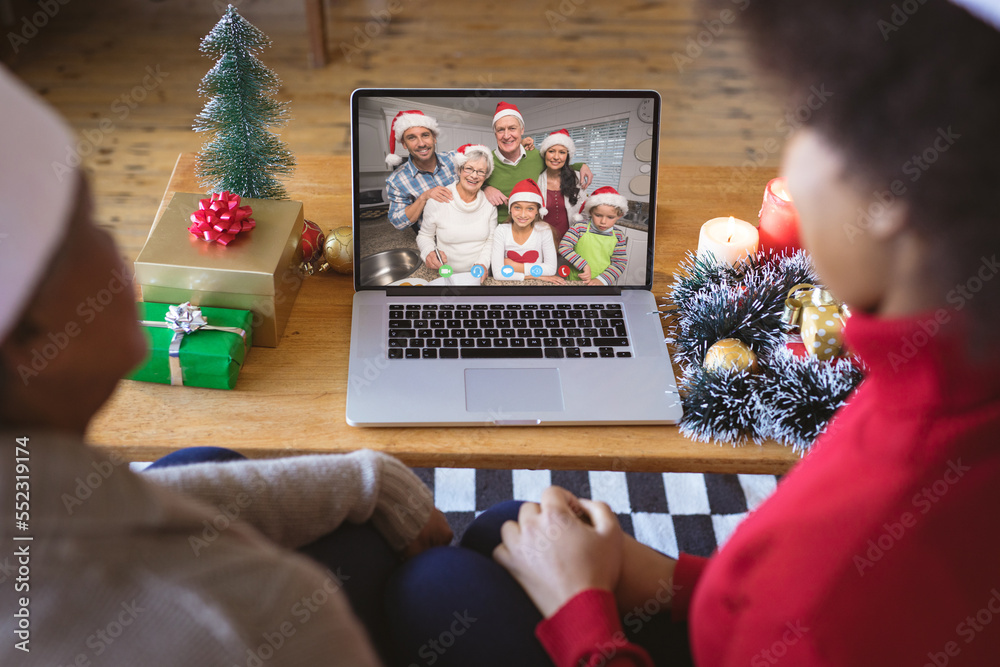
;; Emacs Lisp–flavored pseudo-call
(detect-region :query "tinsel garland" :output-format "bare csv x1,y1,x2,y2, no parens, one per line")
663,251,864,454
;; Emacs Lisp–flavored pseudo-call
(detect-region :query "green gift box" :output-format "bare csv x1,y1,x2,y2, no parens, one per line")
128,302,253,390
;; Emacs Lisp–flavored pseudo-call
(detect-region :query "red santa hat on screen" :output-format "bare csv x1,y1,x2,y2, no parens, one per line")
385,110,440,169
454,143,495,178
576,186,629,222
0,65,78,344
507,179,547,218
492,101,524,128
539,129,576,161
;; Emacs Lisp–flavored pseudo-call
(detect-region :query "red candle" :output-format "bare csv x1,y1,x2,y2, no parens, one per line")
758,177,802,256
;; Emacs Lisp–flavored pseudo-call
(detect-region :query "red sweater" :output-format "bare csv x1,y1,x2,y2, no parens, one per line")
538,309,1000,666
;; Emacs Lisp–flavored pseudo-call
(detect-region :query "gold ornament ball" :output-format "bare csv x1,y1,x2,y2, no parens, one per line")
703,338,759,373
324,226,354,274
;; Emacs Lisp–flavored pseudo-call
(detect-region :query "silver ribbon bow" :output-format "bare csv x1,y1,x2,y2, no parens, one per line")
140,302,247,386
166,302,209,334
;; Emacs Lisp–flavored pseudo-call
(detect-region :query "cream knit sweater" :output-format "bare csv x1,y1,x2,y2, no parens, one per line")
0,431,434,666
417,182,498,273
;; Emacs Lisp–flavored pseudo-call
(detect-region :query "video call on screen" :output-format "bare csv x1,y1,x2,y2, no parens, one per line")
354,91,657,289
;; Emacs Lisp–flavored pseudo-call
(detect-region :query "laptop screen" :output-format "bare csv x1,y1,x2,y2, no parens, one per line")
351,89,659,294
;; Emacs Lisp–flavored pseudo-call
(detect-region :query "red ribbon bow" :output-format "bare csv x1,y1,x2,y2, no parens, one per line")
188,191,256,245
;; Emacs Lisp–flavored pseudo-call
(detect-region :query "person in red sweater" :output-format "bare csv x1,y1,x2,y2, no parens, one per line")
386,0,1000,665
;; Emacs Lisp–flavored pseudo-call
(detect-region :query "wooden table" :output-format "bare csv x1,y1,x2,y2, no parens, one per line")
87,154,799,475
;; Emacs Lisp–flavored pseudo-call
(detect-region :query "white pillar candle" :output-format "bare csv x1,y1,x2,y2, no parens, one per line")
696,216,759,265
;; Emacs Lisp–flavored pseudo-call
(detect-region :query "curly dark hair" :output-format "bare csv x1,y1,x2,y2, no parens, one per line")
713,0,1000,336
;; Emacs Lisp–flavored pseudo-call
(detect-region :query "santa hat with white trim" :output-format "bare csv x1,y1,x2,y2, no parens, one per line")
492,101,524,128
0,65,78,344
950,0,1000,30
576,186,629,222
454,143,494,178
507,178,547,218
539,129,576,161
385,110,440,169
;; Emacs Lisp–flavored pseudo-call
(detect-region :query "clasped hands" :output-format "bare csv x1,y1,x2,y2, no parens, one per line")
494,486,679,621
402,486,678,620
493,487,622,618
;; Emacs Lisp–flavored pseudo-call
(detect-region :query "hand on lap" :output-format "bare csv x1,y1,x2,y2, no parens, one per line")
493,486,624,618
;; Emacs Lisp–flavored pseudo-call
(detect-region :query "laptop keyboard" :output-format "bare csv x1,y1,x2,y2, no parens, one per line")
387,303,632,360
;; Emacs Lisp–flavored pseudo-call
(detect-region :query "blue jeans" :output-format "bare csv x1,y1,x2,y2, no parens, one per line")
386,501,693,667
146,447,400,663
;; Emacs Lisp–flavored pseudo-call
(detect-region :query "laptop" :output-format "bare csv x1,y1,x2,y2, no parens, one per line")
346,89,682,426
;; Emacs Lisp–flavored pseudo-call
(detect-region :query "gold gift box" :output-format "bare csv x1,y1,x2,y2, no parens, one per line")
134,192,305,347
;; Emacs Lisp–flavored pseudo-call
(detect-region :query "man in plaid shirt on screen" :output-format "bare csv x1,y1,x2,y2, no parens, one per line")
384,110,458,230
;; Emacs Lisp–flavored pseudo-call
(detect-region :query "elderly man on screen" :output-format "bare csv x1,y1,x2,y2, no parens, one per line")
482,101,593,222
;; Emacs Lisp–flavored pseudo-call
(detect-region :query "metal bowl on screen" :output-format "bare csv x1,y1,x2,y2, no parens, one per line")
360,248,421,287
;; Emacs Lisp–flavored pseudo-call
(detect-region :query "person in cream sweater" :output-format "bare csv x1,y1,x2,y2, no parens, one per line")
0,65,450,666
418,144,498,281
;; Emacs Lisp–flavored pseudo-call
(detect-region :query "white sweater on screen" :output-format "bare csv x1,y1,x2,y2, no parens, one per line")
491,221,558,281
417,182,497,272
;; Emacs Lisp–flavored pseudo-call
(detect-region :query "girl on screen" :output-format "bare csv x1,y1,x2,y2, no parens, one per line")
491,179,564,283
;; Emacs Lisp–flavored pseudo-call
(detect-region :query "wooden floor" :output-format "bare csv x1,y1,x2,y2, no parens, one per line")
4,0,783,261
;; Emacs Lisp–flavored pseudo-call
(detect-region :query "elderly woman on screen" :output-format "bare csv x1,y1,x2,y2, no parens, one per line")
417,143,498,282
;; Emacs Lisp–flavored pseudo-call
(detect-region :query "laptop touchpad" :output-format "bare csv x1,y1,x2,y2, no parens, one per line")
464,368,565,414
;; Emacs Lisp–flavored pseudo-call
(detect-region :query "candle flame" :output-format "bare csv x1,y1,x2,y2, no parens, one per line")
726,216,735,243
